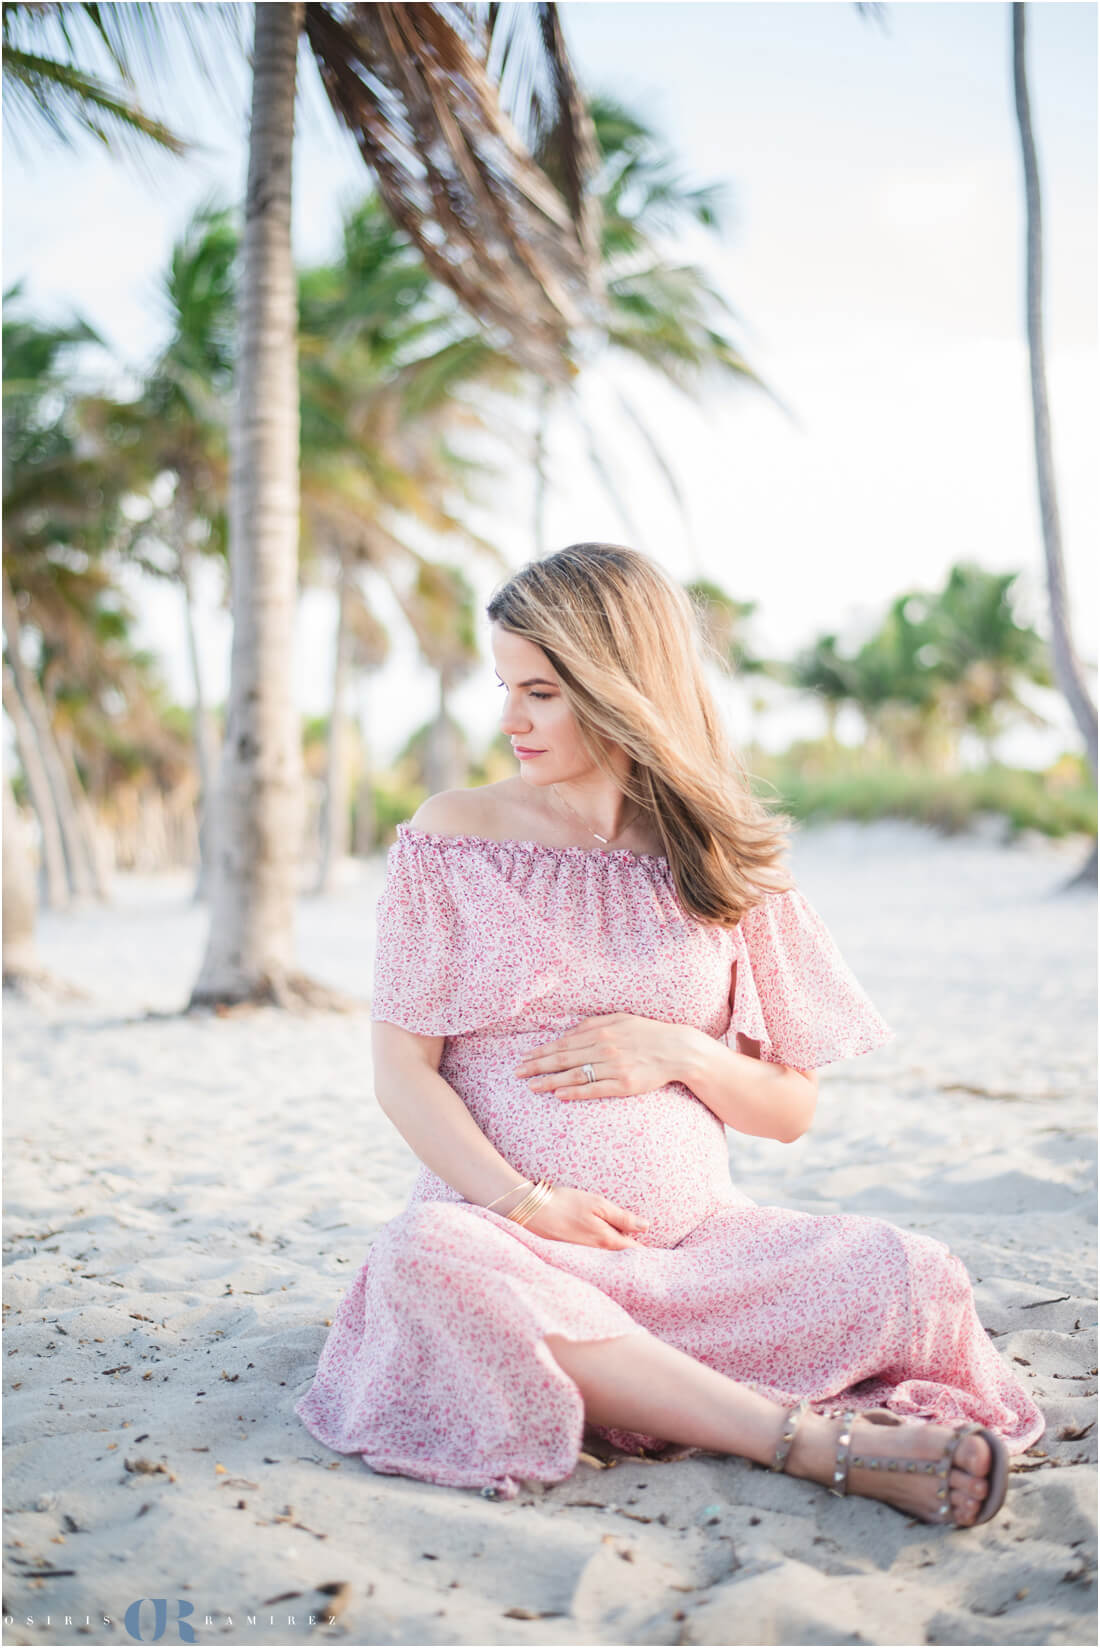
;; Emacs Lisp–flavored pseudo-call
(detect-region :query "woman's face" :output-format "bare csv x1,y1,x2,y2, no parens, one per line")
491,623,592,784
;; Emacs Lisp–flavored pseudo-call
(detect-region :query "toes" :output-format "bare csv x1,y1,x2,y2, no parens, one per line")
954,1431,992,1478
951,1434,992,1515
949,1480,980,1523
948,1465,987,1496
948,1444,991,1525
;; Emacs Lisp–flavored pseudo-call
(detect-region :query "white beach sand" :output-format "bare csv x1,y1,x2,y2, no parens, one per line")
3,820,1096,1647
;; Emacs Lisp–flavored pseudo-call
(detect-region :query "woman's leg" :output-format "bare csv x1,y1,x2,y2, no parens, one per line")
544,1330,994,1526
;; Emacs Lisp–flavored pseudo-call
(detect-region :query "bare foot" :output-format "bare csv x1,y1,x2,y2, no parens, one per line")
785,1411,995,1526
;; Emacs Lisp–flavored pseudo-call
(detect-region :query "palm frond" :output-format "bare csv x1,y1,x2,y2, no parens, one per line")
303,1,605,382
470,2,602,264
2,2,248,171
1,43,190,157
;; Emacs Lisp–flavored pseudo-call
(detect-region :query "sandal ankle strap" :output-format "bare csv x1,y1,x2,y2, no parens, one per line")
769,1396,812,1473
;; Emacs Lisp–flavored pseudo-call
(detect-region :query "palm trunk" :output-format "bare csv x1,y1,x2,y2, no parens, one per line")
314,552,352,894
178,512,217,903
191,1,311,1007
52,723,112,897
1,658,69,909
1012,4,1097,782
2,570,98,901
2,777,42,985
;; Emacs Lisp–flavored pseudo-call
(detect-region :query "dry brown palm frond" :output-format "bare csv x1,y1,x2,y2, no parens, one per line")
303,2,604,382
524,4,602,271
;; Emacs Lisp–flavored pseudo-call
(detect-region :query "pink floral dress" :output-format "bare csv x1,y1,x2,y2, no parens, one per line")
294,825,1045,1499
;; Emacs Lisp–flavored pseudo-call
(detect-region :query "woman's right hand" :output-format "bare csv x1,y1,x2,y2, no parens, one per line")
517,1185,649,1249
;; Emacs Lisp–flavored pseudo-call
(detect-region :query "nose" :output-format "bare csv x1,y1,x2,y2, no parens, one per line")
499,698,533,737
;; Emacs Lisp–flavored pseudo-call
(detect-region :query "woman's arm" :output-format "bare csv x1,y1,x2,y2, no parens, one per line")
672,1028,819,1144
372,1020,532,1210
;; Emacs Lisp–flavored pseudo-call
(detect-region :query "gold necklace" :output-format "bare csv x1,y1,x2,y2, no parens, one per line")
550,784,639,847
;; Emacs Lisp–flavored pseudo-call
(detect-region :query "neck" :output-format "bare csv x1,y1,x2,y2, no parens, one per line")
551,781,637,845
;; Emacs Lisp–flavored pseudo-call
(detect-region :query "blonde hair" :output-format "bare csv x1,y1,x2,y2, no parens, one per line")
486,543,795,926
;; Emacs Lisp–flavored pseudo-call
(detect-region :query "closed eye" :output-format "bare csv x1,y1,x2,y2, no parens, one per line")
496,682,553,700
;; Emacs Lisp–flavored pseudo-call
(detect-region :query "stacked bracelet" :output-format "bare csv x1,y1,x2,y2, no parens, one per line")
506,1177,555,1227
484,1180,532,1213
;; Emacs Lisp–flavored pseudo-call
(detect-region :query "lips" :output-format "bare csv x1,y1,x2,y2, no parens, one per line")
513,747,545,757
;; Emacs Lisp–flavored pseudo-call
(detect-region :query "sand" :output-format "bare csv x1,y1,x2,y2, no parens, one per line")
3,819,1096,1647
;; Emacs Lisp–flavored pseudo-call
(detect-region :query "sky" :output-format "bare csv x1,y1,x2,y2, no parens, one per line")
4,0,1097,769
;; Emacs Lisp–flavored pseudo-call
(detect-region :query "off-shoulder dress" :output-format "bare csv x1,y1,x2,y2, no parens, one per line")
293,824,1045,1500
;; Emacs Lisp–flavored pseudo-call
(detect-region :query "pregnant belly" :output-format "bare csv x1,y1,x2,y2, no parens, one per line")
441,1047,736,1247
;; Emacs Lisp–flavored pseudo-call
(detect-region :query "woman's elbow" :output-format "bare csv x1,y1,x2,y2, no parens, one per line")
779,1069,818,1143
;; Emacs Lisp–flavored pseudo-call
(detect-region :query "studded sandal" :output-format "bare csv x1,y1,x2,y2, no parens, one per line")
828,1406,1010,1527
767,1399,1010,1528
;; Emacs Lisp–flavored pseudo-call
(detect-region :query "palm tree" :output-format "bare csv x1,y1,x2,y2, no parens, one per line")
2,291,125,905
6,2,609,1010
788,635,859,749
296,194,520,889
921,564,1052,760
787,566,1054,770
3,769,44,989
77,202,237,901
1011,2,1097,886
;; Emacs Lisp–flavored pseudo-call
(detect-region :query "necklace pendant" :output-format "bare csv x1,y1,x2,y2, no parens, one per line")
592,832,609,843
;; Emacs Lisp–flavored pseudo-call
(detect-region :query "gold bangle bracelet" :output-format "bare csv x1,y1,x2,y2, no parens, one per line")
509,1189,549,1228
505,1184,543,1225
484,1180,532,1213
511,1186,550,1226
508,1178,555,1227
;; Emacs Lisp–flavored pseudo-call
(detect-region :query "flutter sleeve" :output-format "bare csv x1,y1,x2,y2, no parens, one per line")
725,885,895,1070
370,826,562,1037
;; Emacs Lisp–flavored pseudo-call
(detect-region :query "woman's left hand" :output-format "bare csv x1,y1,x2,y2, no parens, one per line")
513,1013,695,1101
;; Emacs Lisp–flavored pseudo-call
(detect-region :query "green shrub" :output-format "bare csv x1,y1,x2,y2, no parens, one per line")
751,750,1096,840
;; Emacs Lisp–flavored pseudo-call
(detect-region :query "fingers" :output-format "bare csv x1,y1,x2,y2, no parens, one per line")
596,1207,649,1247
556,1080,619,1101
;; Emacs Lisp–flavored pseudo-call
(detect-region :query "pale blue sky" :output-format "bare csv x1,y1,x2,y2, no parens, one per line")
4,2,1096,766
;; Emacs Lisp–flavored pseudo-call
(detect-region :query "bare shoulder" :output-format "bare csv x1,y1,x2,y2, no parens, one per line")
407,789,484,838
408,782,520,841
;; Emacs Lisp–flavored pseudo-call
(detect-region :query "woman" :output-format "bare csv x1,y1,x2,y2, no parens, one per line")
295,542,1044,1522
